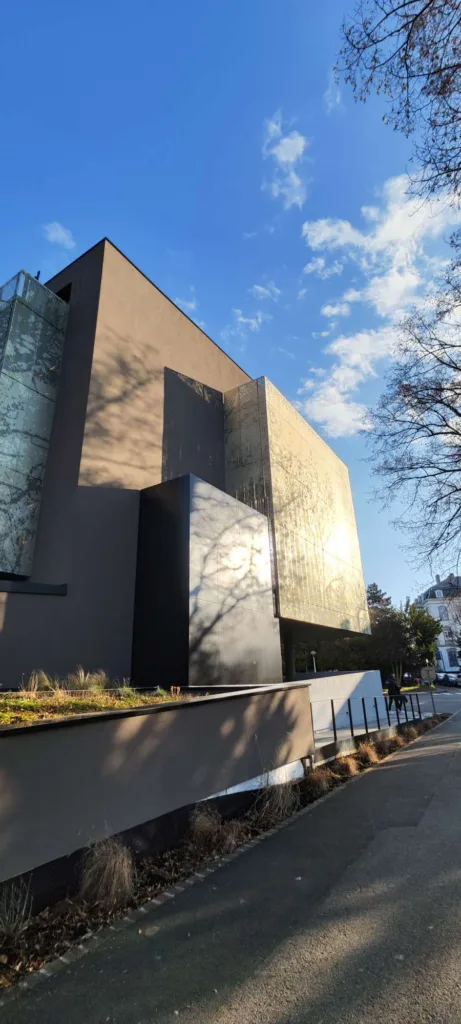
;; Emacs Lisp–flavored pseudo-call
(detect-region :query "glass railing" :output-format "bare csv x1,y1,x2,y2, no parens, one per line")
0,271,68,331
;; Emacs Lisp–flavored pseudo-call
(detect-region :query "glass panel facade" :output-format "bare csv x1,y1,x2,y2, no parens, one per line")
224,377,370,635
0,272,68,575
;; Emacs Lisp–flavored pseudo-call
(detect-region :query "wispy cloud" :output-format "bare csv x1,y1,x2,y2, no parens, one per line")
262,110,309,210
303,256,343,279
299,174,461,436
277,346,295,359
297,287,308,301
320,301,350,318
249,281,281,302
324,71,343,114
43,222,75,249
175,286,197,313
221,307,271,344
243,230,257,240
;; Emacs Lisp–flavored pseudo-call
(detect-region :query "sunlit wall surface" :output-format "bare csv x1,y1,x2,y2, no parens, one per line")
224,377,370,635
0,273,68,576
189,476,282,685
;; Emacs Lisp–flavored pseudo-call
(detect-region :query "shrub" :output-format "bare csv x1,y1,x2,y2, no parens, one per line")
0,879,31,946
80,838,134,909
356,741,380,766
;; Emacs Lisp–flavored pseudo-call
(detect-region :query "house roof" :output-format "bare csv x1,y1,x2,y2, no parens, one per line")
419,575,461,601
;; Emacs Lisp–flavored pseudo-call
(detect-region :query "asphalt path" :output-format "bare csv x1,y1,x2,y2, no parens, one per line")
4,710,461,1024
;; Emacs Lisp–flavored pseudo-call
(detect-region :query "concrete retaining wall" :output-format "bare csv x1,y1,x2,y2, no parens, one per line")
0,683,314,883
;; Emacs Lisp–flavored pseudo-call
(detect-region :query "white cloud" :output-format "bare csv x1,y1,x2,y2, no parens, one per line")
271,131,307,164
243,230,257,240
299,326,398,437
324,71,343,114
262,110,309,210
297,287,308,301
320,301,350,318
249,281,281,301
175,286,197,313
302,175,458,266
277,346,295,359
304,257,343,279
299,174,461,437
221,307,271,344
312,329,332,339
43,222,76,249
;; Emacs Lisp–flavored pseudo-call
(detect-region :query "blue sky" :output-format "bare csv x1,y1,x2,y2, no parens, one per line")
2,0,459,604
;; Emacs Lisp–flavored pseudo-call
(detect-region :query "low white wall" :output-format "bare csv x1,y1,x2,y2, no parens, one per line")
307,670,387,734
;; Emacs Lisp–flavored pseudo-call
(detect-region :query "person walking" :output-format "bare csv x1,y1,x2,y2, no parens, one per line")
386,674,401,713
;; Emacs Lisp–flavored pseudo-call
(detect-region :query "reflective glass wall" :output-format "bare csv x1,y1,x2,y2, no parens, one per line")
224,377,370,635
0,272,68,575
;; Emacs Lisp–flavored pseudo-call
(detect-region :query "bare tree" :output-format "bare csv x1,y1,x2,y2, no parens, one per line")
368,239,461,568
339,1,461,202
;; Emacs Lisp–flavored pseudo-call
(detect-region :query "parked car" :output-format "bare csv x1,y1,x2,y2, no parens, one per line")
436,672,461,687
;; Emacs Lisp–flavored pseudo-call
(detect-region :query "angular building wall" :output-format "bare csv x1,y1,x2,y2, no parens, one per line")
0,273,68,576
224,377,370,635
0,242,250,686
132,475,282,688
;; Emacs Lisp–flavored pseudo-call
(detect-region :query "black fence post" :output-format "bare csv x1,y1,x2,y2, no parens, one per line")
362,697,369,737
430,687,436,717
403,697,409,724
331,699,337,743
374,696,381,730
396,702,401,727
416,693,422,720
409,694,415,721
385,695,391,727
348,698,355,739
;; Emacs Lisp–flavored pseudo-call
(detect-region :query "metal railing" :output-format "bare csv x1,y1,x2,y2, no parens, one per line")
311,689,437,746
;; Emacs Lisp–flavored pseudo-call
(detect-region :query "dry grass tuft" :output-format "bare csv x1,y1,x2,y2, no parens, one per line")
220,819,249,853
0,879,31,946
188,805,224,853
188,805,250,855
252,782,301,828
302,767,335,803
80,838,134,909
389,732,406,750
333,755,361,778
374,736,394,758
66,667,110,692
25,670,54,692
402,724,419,742
356,741,380,766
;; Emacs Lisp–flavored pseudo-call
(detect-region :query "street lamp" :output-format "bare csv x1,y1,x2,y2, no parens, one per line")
310,649,317,673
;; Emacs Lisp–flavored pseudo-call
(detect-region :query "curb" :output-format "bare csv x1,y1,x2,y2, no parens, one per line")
0,712,455,1007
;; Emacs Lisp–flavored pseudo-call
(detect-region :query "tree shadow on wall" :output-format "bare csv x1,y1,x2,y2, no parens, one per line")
161,368,225,489
79,327,164,488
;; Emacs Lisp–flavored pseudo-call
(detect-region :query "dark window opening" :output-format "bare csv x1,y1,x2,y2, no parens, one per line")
0,571,29,582
55,282,72,303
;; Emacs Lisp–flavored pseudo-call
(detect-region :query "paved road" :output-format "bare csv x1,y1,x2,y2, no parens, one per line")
5,710,461,1023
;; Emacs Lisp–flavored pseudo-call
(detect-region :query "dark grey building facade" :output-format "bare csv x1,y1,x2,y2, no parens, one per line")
0,239,369,689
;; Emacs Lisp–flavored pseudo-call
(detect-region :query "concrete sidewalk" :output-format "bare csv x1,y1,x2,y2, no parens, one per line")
4,713,461,1024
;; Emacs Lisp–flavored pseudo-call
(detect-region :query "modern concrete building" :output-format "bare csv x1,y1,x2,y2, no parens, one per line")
0,239,370,688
